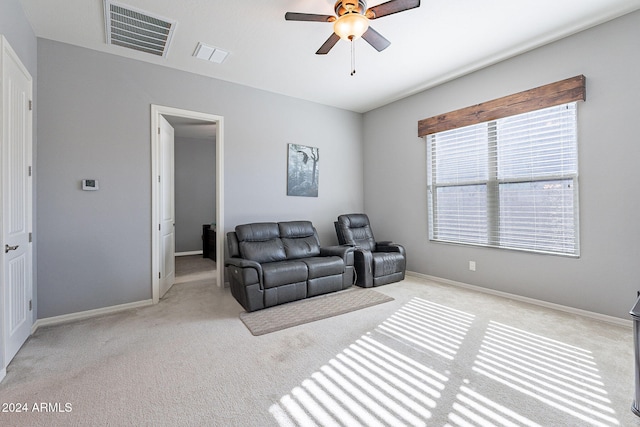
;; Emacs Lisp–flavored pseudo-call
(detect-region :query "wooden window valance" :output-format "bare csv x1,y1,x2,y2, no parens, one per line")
417,75,586,137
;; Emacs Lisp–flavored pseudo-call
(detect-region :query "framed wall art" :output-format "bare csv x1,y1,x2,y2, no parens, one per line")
287,143,319,197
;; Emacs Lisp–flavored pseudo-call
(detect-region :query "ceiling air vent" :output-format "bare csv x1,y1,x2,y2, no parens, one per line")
104,0,176,57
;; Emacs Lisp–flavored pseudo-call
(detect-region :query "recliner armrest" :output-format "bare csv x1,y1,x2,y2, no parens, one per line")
225,257,262,270
225,257,263,288
376,243,406,256
320,245,355,266
351,248,374,287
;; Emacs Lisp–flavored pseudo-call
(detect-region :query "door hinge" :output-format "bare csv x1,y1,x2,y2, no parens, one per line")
158,175,161,183
28,100,32,111
29,300,32,311
158,272,161,279
158,224,161,231
158,127,161,135
29,232,32,243
28,166,32,177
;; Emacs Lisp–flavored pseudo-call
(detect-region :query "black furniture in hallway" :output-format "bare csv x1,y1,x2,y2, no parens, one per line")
202,224,216,260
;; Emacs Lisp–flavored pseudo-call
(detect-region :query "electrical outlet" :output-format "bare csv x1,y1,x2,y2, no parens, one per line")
469,261,476,271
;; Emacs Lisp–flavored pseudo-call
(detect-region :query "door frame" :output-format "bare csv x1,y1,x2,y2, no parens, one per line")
151,105,224,304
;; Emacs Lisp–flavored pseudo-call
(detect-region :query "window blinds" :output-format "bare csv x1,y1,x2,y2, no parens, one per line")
427,102,579,256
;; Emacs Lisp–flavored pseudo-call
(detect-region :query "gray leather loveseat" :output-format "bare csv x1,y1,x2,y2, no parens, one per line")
225,221,355,312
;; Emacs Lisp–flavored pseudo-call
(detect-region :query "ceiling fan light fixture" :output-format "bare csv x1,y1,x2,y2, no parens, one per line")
333,13,369,40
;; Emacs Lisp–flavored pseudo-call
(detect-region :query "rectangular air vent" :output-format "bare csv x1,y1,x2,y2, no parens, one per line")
104,0,176,57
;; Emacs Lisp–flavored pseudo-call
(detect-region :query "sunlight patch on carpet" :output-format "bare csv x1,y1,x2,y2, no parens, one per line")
270,334,448,427
377,298,475,360
270,297,621,427
468,321,618,427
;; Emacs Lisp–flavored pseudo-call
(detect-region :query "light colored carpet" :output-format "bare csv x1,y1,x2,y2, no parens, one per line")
0,271,637,426
174,254,216,284
239,288,394,336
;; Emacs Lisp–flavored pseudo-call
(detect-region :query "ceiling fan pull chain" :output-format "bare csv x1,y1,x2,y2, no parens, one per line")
350,38,356,76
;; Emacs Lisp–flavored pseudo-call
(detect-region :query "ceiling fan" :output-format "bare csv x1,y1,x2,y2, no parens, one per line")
285,0,421,55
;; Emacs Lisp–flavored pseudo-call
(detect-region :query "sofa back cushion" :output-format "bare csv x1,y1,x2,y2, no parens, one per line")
336,213,376,251
235,223,286,263
227,231,241,258
279,221,321,259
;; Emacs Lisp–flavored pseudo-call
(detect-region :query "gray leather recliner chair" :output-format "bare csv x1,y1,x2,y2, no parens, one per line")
334,213,406,287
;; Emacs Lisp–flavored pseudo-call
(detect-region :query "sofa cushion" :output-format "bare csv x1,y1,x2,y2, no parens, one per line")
279,221,315,238
336,214,376,251
302,256,344,279
236,222,280,241
236,223,286,263
372,252,405,278
264,282,307,307
262,260,308,289
308,275,343,297
280,221,321,259
239,240,286,264
282,236,320,260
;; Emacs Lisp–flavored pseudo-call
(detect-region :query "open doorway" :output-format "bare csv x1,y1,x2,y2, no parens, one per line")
165,115,217,287
151,105,224,304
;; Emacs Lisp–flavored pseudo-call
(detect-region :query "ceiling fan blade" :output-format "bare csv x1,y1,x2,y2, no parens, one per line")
365,0,420,19
316,33,341,55
362,27,391,52
285,12,336,22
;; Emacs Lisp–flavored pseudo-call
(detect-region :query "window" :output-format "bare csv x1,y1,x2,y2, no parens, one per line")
426,102,579,256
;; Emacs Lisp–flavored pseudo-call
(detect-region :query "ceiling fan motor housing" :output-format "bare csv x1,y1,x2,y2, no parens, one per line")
335,0,367,16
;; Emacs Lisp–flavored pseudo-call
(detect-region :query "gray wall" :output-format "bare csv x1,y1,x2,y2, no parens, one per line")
17,2,640,322
175,136,216,253
0,0,38,371
363,10,640,319
36,40,364,318
0,0,37,74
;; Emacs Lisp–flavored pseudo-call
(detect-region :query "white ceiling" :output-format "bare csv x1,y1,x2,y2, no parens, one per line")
20,0,640,113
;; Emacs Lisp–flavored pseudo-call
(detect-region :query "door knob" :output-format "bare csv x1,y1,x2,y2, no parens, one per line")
5,244,19,253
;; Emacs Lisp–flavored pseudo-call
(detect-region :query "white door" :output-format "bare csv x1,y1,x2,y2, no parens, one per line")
1,36,33,364
159,116,175,298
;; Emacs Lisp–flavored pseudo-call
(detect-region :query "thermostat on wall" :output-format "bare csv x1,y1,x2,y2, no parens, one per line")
82,179,99,191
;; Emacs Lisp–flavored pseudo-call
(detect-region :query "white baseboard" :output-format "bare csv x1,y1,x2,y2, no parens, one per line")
406,271,633,328
176,251,203,257
32,299,154,333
